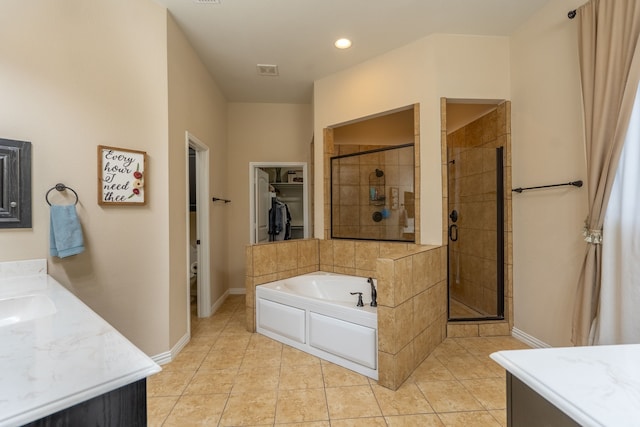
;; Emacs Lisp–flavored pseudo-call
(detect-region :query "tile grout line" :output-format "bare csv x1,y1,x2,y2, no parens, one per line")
200,298,241,427
409,367,441,417
428,344,504,425
271,342,284,426
366,378,391,426
213,313,234,427
319,359,332,426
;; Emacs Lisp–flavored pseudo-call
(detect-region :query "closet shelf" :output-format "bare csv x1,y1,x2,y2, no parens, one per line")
277,196,300,202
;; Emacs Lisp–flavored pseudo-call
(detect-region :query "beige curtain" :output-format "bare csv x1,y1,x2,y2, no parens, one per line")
572,0,640,345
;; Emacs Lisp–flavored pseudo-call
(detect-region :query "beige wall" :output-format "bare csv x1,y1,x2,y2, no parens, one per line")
314,34,510,246
333,108,415,146
447,103,500,134
167,15,229,347
226,103,313,291
510,0,587,346
0,0,170,355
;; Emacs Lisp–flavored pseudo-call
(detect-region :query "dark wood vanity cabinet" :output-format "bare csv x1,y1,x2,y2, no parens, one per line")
507,373,580,427
23,379,148,427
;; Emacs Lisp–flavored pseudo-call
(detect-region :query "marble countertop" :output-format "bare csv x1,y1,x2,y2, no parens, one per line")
491,344,640,427
0,260,160,427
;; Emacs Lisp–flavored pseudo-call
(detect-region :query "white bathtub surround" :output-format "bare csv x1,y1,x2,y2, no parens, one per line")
256,272,378,379
491,344,640,426
0,260,160,427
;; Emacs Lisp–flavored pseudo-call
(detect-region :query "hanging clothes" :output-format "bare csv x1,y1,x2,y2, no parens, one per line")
268,198,291,241
283,206,291,240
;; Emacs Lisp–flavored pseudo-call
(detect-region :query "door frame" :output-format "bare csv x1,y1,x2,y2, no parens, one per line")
249,162,309,244
186,132,212,323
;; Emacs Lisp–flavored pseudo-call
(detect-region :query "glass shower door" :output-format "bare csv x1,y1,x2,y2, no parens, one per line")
447,146,504,320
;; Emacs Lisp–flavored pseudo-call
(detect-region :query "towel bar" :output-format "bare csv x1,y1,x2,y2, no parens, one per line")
46,183,79,206
512,180,583,194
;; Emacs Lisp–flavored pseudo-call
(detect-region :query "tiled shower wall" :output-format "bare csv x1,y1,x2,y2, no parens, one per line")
245,239,447,390
331,145,415,241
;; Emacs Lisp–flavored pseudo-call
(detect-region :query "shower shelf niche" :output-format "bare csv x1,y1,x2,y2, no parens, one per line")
369,169,385,206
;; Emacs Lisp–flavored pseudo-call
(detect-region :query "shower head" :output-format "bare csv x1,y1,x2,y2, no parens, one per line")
375,168,384,177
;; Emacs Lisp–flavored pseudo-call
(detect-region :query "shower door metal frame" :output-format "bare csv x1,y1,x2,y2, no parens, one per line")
495,146,505,319
447,146,505,322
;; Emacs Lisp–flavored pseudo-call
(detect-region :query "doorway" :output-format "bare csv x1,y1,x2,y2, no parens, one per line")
249,162,309,244
445,100,509,321
186,132,212,326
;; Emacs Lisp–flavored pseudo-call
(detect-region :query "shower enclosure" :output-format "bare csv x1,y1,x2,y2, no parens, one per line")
331,143,415,242
447,107,506,320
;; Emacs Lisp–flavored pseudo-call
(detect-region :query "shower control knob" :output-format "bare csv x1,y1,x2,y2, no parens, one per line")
9,201,17,208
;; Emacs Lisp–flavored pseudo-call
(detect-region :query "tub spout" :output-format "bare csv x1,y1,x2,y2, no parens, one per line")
350,292,364,307
368,277,377,307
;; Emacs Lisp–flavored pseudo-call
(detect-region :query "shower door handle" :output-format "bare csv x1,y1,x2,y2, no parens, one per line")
449,224,458,242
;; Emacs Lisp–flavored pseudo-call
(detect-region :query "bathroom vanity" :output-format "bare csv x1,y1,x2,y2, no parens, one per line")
491,344,640,426
0,260,161,427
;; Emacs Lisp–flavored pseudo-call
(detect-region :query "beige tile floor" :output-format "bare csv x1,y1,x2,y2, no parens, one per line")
448,299,484,319
147,295,529,427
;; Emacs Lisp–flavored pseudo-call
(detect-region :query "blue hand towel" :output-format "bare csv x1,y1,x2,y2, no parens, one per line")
50,204,85,258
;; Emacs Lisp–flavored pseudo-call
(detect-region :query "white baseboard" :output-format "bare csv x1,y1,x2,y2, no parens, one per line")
151,288,245,366
172,331,191,356
210,289,229,315
151,351,172,366
512,327,551,349
152,331,190,366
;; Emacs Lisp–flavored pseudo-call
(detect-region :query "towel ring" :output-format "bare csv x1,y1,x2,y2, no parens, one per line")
46,183,79,206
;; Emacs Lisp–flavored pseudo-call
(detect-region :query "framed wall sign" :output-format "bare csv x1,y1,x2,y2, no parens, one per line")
98,145,147,205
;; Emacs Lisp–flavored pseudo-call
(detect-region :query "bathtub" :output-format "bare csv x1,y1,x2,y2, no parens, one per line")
256,272,378,379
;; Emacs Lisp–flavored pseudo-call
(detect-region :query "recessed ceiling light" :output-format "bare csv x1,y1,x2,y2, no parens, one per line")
334,38,352,49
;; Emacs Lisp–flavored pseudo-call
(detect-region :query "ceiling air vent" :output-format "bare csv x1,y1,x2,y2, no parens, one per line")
257,64,279,77
193,0,221,4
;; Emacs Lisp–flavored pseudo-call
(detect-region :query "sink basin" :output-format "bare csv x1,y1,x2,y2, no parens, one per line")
0,294,57,327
